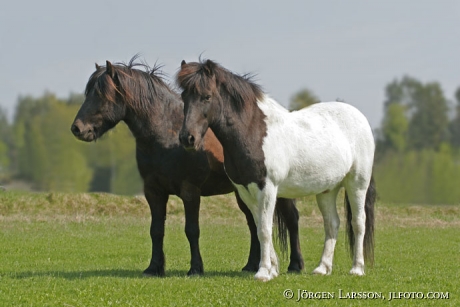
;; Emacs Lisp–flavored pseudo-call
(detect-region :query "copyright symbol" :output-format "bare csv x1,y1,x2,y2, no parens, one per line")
283,289,294,299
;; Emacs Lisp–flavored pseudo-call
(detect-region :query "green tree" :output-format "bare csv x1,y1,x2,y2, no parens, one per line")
375,77,456,204
381,103,408,152
0,107,12,178
449,87,460,147
0,141,9,177
39,100,93,191
288,88,319,111
383,76,421,108
407,82,449,150
379,76,449,152
13,93,93,191
14,95,48,180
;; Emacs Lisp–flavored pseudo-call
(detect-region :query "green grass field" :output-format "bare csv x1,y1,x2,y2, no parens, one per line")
0,191,459,306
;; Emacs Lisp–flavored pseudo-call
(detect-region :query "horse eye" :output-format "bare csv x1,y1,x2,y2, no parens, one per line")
204,95,211,102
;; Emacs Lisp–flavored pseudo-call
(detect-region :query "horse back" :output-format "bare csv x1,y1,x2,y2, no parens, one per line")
260,101,374,197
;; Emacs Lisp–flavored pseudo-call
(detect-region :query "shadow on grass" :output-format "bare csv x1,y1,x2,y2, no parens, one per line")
5,269,253,280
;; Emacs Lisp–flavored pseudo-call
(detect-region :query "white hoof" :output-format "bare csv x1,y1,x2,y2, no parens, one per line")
254,268,272,282
349,266,365,276
312,263,332,275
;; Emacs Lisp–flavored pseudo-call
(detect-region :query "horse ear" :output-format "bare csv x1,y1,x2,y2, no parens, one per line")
204,60,215,76
181,60,187,67
95,63,101,70
106,60,115,78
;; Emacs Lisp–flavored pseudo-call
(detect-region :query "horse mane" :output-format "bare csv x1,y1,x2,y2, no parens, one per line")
177,59,264,111
85,55,178,116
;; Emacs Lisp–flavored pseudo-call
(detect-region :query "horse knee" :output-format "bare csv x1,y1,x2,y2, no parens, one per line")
322,215,340,237
257,225,271,241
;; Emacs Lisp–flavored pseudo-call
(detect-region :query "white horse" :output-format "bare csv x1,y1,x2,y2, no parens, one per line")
178,59,376,282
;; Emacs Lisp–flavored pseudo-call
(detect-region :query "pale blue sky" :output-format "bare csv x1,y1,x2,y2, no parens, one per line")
1,0,459,128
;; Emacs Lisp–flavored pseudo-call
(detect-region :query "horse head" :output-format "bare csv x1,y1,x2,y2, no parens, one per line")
177,59,264,150
71,61,127,142
177,59,225,150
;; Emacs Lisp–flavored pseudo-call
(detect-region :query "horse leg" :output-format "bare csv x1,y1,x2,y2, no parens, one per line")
344,186,367,276
275,198,304,272
235,192,260,272
180,183,204,276
143,189,169,277
313,187,340,275
254,183,279,282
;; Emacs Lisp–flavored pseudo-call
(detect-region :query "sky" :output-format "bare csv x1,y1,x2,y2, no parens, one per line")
1,0,459,128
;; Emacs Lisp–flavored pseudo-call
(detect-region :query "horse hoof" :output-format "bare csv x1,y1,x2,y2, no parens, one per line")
312,264,331,275
287,262,304,273
349,267,365,276
269,268,279,279
143,267,165,277
187,268,204,276
254,268,272,282
287,268,302,274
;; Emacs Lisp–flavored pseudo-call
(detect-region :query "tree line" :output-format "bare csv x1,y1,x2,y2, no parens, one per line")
374,77,460,204
0,93,142,194
1,76,460,204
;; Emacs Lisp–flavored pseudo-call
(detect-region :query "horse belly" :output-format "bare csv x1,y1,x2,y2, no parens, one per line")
200,170,235,196
276,164,348,198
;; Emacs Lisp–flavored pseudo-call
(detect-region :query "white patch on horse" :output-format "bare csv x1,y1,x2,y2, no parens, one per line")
257,97,359,197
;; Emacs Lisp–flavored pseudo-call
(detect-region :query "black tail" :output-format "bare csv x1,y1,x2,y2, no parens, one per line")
273,199,291,258
345,176,376,266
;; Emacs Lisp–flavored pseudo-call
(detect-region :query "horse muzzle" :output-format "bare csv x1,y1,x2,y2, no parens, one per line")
71,120,96,142
179,131,198,151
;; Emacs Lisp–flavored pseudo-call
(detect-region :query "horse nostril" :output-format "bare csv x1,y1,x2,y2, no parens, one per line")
188,135,195,145
71,124,80,135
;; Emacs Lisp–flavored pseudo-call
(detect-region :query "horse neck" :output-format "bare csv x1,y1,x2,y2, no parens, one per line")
123,91,184,145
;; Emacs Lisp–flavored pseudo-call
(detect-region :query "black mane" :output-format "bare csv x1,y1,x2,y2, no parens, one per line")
177,59,264,111
86,55,179,116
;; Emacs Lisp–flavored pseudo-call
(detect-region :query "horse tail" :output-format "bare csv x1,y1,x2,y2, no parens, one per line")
345,176,376,266
273,199,290,258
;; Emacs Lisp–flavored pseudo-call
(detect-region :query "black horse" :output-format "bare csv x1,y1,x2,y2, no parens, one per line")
70,57,304,276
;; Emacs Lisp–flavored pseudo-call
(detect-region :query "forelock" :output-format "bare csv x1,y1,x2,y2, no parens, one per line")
177,62,217,96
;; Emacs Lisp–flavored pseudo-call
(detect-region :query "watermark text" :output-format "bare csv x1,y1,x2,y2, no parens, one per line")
282,289,450,302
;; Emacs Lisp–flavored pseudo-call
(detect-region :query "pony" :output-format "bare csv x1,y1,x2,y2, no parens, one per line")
70,56,304,276
177,59,376,281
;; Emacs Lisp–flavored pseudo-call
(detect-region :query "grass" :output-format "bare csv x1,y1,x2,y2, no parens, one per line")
0,191,459,306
